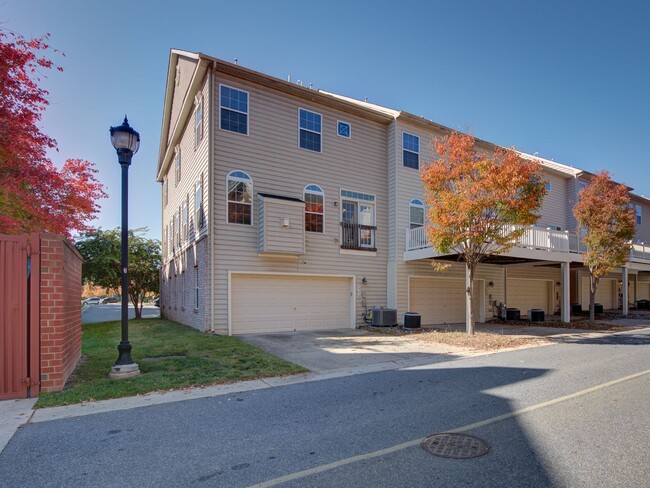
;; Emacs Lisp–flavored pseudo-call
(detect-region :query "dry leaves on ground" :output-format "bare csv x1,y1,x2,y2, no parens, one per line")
412,329,549,351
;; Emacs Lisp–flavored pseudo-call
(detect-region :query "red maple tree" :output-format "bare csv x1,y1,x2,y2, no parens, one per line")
0,30,106,239
573,171,635,321
421,132,546,334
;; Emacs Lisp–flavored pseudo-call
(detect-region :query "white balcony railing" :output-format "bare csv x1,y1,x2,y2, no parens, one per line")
406,226,650,264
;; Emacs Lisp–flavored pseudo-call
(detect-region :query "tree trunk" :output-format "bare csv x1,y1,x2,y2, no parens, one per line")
589,275,598,322
131,293,142,319
465,262,475,335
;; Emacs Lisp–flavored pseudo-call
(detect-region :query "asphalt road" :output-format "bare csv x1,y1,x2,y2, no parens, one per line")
1,330,649,487
82,303,160,323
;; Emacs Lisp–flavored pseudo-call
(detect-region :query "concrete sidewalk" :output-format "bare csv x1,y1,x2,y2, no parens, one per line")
0,398,36,454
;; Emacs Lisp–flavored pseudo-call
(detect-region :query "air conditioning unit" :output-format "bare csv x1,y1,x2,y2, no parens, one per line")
371,307,397,327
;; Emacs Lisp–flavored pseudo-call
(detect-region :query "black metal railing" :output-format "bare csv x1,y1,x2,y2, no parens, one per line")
340,222,377,251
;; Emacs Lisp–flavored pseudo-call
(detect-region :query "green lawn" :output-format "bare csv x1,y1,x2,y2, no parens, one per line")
36,319,307,408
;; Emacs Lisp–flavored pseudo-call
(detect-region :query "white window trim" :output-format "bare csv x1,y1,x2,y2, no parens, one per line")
226,170,254,226
195,175,203,230
219,83,249,136
545,181,552,191
409,199,425,229
337,120,351,139
174,146,181,186
298,107,323,153
339,189,377,250
194,94,204,149
304,184,325,233
402,131,420,170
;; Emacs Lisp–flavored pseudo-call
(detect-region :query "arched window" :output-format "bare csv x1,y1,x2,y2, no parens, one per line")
409,199,424,229
227,170,253,225
304,184,324,233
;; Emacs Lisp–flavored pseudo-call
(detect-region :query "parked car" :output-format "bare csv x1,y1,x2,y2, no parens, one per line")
153,296,160,307
101,296,120,304
83,297,102,305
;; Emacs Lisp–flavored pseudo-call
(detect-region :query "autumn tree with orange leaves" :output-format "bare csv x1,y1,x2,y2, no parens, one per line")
0,30,106,239
421,132,546,334
573,171,635,322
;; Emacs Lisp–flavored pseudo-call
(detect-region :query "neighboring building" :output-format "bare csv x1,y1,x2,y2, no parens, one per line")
157,49,650,334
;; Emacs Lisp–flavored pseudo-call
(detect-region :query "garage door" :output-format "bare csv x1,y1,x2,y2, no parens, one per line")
231,274,352,334
638,282,650,300
409,278,480,325
507,279,551,315
581,277,615,310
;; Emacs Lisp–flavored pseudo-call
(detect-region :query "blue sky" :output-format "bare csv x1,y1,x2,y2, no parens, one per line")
4,0,649,239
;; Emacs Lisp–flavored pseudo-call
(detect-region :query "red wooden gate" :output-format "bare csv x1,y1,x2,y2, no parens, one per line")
0,234,40,399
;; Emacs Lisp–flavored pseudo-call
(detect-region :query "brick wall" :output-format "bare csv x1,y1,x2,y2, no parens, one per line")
39,233,83,392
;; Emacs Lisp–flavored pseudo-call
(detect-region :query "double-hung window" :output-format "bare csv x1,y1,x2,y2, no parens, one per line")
409,199,425,229
194,95,203,147
227,170,253,225
403,132,419,169
635,204,642,225
181,198,188,243
174,147,181,186
299,109,322,152
340,190,376,250
195,175,203,229
304,184,324,233
220,85,248,135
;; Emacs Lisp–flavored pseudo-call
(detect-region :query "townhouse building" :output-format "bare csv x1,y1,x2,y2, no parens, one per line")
157,49,650,334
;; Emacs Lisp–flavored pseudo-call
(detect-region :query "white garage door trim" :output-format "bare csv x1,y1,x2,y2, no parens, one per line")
506,278,553,315
407,276,485,324
228,271,356,335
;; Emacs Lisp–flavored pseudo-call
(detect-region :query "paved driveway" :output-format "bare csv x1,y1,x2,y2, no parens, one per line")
239,328,469,372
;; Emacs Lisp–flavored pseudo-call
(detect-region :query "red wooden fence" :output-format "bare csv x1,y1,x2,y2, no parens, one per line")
0,234,40,399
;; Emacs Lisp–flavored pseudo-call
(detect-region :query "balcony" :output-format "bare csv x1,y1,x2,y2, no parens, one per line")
405,226,650,266
341,222,377,251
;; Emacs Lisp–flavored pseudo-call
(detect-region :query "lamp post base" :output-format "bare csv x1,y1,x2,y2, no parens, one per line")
109,362,141,379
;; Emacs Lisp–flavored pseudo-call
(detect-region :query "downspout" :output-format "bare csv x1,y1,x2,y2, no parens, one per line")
209,63,215,332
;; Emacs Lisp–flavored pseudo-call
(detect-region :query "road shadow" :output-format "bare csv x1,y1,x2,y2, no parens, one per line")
0,365,559,487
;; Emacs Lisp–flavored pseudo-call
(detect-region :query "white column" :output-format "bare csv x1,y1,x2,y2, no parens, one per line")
622,267,629,316
561,262,571,323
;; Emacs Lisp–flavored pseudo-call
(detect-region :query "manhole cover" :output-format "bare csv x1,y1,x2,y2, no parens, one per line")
421,433,490,459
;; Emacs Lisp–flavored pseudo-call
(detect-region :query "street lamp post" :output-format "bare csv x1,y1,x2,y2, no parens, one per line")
108,116,141,379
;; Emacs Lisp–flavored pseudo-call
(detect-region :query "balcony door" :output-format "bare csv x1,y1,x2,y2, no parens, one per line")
342,200,375,249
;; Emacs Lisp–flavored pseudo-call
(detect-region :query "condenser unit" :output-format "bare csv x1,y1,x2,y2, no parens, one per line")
371,307,397,327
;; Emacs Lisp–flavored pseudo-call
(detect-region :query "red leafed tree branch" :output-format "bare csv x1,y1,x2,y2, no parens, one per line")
0,30,106,239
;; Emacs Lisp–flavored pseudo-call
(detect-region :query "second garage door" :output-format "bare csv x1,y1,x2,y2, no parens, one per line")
638,282,650,300
581,277,615,310
409,278,481,325
231,274,352,334
507,279,551,315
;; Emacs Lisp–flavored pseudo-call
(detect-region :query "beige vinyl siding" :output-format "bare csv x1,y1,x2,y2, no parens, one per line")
258,197,305,255
210,70,389,332
161,72,211,330
386,120,398,308
169,56,199,146
537,171,568,230
565,177,579,232
631,198,650,243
